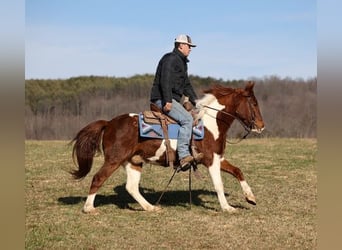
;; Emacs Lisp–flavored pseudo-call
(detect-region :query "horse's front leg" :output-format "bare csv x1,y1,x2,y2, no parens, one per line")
220,158,256,205
208,153,236,212
125,163,161,212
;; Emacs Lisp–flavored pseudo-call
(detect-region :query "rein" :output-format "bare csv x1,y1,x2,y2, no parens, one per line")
202,105,251,144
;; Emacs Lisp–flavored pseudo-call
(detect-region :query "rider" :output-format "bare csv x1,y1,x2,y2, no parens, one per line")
150,34,200,171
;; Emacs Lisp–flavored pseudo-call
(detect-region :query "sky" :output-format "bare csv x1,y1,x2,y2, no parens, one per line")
25,0,316,80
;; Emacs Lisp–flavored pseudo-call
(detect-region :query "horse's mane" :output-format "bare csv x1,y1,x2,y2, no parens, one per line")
203,84,235,99
193,84,236,121
196,84,236,107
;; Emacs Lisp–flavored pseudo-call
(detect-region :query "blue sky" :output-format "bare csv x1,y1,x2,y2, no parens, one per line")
25,0,316,80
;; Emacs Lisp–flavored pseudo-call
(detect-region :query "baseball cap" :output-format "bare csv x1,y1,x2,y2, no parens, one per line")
175,34,197,47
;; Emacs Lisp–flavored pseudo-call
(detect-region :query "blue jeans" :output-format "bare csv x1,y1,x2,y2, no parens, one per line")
154,99,193,159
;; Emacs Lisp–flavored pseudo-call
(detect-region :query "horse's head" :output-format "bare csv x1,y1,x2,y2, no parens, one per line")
199,81,265,134
233,81,265,133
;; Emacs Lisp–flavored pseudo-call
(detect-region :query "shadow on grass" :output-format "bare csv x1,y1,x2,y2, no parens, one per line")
58,184,249,211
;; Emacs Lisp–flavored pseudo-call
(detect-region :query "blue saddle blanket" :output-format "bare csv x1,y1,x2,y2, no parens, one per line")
138,112,204,140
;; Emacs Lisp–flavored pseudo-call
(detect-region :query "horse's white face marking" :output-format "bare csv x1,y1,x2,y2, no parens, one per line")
252,127,265,133
147,139,177,162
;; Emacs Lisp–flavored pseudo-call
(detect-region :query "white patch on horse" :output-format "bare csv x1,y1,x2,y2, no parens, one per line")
170,139,177,150
83,193,96,213
197,93,216,108
125,163,158,211
147,139,177,162
129,113,138,117
240,180,256,203
208,154,236,212
199,95,225,140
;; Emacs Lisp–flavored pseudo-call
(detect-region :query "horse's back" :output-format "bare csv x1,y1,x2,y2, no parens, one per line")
103,113,139,141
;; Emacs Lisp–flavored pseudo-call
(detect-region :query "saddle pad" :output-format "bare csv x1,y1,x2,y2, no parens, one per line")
138,112,204,140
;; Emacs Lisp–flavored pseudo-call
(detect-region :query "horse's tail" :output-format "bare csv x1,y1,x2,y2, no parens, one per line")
70,120,108,179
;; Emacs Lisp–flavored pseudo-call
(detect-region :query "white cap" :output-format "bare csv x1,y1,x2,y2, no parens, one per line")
175,34,197,47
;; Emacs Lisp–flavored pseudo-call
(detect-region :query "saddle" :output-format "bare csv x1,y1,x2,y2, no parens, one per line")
143,109,177,126
138,103,204,169
143,103,176,168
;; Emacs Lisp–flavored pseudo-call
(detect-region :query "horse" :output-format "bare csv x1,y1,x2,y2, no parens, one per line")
70,81,265,213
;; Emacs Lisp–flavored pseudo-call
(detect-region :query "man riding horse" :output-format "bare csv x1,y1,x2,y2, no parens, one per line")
150,34,202,171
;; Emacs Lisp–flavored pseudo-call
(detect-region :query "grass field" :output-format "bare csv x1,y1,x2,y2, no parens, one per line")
25,138,317,249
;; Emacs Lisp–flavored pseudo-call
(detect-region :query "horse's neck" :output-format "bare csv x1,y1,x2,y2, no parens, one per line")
215,109,234,138
199,95,235,140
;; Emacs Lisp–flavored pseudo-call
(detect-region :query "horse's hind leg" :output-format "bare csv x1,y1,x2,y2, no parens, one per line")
220,158,256,205
125,163,160,211
83,161,120,213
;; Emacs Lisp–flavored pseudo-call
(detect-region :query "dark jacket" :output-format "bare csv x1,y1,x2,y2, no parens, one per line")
150,48,198,106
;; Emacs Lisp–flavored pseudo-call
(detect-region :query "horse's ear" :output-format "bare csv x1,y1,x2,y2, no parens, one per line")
245,81,255,93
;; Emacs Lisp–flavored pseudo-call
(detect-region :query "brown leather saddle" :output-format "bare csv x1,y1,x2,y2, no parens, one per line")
142,103,176,168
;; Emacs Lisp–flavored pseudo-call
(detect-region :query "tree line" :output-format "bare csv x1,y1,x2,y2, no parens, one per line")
25,74,316,140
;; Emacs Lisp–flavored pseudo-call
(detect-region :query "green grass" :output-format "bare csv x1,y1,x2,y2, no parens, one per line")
25,138,317,249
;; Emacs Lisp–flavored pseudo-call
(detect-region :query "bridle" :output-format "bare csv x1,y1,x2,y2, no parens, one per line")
203,95,256,144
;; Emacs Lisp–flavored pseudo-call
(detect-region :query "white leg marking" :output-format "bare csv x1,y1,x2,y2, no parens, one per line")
240,180,256,204
83,193,96,213
208,154,236,212
125,163,159,211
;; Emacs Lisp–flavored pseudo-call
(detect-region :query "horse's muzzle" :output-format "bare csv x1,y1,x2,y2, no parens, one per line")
251,126,265,134
251,120,265,134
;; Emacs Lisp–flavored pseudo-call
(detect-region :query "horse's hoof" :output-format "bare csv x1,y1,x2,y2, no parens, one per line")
246,195,256,205
223,206,237,213
82,207,98,214
153,205,162,212
147,205,162,212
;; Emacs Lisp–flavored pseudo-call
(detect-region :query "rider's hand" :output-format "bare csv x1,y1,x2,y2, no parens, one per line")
183,101,193,111
163,102,172,112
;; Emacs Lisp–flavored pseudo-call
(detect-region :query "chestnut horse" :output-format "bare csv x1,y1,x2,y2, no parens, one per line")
71,81,265,213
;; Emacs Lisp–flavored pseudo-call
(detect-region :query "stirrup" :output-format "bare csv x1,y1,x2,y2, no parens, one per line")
178,155,194,172
178,163,192,172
